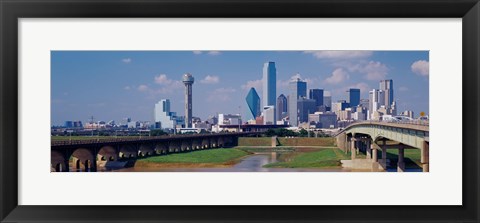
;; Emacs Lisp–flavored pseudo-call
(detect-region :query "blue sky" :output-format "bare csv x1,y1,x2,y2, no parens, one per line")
51,51,429,125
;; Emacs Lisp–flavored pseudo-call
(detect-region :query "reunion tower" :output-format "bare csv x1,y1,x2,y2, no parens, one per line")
182,73,194,128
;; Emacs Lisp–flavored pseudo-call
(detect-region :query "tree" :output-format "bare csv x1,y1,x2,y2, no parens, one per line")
150,129,168,136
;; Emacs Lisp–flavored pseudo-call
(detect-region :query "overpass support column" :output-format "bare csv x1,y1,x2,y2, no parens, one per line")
397,147,405,172
350,138,356,160
381,139,387,168
421,141,429,172
366,140,371,159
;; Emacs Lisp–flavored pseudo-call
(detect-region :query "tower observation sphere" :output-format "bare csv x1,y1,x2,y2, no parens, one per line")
182,73,194,128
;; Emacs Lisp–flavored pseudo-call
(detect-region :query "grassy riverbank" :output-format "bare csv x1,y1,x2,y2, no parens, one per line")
135,148,250,168
263,148,350,168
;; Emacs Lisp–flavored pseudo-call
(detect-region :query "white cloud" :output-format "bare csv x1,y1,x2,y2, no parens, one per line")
137,74,183,95
192,51,203,55
207,87,236,102
207,51,221,56
349,82,370,93
154,74,173,85
362,61,389,80
200,75,220,84
304,51,373,59
137,85,150,92
124,86,131,90
411,60,429,76
241,79,263,91
324,68,349,84
122,58,132,63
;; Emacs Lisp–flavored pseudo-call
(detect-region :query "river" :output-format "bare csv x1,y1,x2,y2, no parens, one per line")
101,152,351,172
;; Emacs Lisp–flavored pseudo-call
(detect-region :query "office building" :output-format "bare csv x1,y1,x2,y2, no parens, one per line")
154,99,177,129
288,76,307,127
369,89,385,118
347,88,360,107
323,91,332,111
379,79,394,108
276,94,288,121
263,62,277,106
262,106,275,125
359,99,369,110
245,87,261,120
332,100,350,113
297,98,316,124
309,89,324,107
182,73,195,128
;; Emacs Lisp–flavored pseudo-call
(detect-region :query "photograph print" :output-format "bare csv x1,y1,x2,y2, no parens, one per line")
51,50,429,172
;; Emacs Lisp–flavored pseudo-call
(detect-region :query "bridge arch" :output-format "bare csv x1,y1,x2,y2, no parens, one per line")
98,146,118,161
155,143,169,155
70,148,95,172
51,150,68,172
139,144,155,157
119,145,137,159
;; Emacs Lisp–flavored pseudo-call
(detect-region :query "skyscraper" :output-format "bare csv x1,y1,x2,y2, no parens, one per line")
288,77,307,127
323,91,332,111
369,89,385,118
347,88,360,107
182,73,194,128
309,89,324,107
276,94,288,121
245,87,261,120
379,79,394,108
297,98,316,124
154,99,177,129
263,62,277,124
263,62,277,107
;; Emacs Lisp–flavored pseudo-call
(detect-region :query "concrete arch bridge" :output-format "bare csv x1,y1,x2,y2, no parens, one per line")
335,121,429,172
51,132,252,172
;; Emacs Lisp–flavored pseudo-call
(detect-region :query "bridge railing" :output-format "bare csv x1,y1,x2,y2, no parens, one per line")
51,132,251,146
342,119,429,128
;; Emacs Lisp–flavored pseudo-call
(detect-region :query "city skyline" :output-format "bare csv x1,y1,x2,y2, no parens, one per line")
51,51,429,125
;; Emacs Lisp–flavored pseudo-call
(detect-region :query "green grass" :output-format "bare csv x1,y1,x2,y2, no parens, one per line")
263,148,348,168
381,149,422,168
139,148,249,164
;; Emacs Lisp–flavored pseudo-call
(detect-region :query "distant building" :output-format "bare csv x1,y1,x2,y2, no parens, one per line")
64,121,83,128
359,99,369,110
263,62,277,123
308,112,337,128
288,76,307,127
262,106,275,125
323,91,332,111
217,114,242,132
379,79,394,109
337,109,352,121
401,110,414,118
263,62,277,108
297,98,316,124
309,89,324,107
369,89,385,119
154,99,177,129
276,94,288,121
245,87,261,120
218,114,241,125
347,88,360,107
332,100,350,113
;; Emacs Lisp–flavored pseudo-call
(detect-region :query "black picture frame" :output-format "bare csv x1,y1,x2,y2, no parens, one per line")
1,0,479,222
